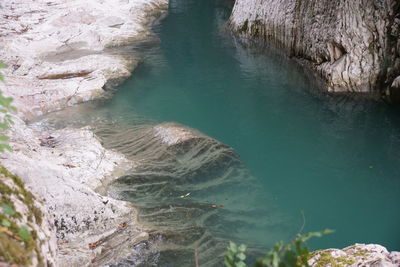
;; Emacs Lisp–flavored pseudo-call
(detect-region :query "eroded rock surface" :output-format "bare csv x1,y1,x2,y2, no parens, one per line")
1,116,139,266
0,0,168,265
0,167,57,266
229,0,400,100
310,244,400,267
0,0,168,119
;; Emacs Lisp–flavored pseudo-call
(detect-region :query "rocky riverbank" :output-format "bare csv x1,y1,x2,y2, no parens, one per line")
229,0,400,102
0,0,167,265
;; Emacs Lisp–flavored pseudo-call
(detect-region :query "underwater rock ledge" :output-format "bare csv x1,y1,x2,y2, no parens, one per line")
98,122,262,267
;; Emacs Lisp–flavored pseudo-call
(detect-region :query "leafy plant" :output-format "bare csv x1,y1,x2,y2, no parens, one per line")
225,229,333,267
0,61,6,82
18,226,31,241
1,203,15,216
256,229,333,267
0,61,16,152
0,203,31,241
225,241,247,267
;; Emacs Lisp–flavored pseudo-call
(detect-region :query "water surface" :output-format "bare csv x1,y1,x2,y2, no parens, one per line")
108,0,400,253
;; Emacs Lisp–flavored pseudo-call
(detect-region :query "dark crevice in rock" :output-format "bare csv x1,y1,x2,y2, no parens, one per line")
37,71,92,80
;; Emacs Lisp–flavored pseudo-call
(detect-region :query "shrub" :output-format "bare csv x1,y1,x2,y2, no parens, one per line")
225,229,333,267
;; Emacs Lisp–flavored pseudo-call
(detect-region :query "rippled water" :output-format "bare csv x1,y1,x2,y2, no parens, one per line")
36,0,400,265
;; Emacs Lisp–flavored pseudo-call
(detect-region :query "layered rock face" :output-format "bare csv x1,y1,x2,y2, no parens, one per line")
229,0,400,101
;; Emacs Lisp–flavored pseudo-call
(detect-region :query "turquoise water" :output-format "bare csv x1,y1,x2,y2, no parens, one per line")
104,0,400,258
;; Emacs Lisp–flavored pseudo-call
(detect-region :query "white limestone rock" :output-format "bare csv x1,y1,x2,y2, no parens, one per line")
0,0,168,265
0,0,168,120
153,123,204,145
309,244,400,266
229,0,400,100
0,116,137,266
0,168,58,266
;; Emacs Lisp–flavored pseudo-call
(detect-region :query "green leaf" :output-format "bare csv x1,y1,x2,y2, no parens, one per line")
0,62,7,69
224,257,234,267
2,203,15,216
0,123,8,130
4,115,13,125
0,135,9,141
235,261,246,267
18,227,31,241
226,250,235,261
0,97,13,108
272,252,279,267
237,252,246,261
0,144,12,152
297,229,334,243
238,244,247,252
322,229,334,235
1,218,10,227
229,241,238,253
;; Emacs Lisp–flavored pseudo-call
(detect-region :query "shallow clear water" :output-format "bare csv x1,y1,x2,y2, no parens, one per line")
100,0,400,254
37,0,400,263
103,0,400,252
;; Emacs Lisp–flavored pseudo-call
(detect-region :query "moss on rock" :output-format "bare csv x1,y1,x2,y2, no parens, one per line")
309,244,398,266
239,19,249,33
310,250,356,267
0,166,43,265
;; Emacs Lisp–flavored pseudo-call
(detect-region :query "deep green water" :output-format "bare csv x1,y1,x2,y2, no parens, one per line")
99,0,400,260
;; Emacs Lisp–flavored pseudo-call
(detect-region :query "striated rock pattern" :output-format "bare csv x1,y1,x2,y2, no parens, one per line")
229,0,400,101
91,121,290,266
102,122,243,266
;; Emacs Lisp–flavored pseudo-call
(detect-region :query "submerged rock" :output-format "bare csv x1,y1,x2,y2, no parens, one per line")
229,0,400,101
94,122,290,266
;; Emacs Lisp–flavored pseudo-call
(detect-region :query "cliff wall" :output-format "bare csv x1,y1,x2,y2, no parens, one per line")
229,0,400,101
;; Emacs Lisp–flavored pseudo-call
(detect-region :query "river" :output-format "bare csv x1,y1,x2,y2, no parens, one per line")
36,0,400,265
